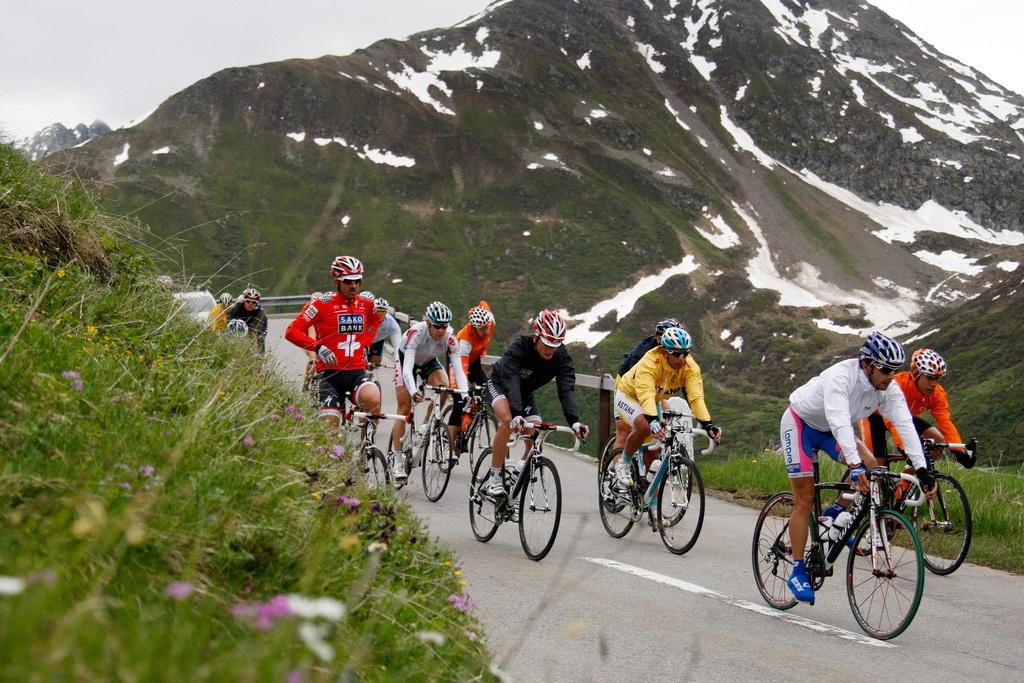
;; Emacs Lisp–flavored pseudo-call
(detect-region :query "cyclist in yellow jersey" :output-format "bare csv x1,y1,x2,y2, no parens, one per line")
208,292,235,333
613,326,721,487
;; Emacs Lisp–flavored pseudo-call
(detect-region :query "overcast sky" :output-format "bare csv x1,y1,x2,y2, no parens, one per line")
1,0,1022,141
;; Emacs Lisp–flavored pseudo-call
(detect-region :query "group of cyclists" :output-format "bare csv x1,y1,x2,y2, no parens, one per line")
274,253,970,608
208,288,269,354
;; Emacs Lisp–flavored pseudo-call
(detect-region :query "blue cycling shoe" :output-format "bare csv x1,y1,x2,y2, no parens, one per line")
787,570,815,604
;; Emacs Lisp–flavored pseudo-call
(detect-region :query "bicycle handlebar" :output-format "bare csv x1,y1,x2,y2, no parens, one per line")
350,410,409,424
869,467,926,508
505,423,581,451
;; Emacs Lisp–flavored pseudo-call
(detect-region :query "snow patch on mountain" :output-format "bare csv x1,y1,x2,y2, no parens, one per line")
565,255,700,347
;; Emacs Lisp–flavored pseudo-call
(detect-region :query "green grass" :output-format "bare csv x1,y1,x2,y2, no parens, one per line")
0,144,492,680
700,450,1024,574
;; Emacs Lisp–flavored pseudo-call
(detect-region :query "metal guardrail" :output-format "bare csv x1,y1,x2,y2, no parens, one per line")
266,296,639,448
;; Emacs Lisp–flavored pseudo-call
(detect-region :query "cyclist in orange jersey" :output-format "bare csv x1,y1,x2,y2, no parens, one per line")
447,302,496,452
859,348,974,469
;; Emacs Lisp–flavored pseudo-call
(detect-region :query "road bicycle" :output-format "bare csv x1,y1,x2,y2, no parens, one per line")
468,423,571,561
882,438,976,575
597,411,714,554
752,462,927,640
444,384,498,459
342,407,402,490
386,384,458,498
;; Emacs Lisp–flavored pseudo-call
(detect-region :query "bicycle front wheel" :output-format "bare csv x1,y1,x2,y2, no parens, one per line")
598,446,635,538
468,447,500,542
751,491,798,610
656,454,705,554
519,456,562,561
846,509,924,640
910,472,972,575
467,408,498,460
362,446,389,489
422,422,454,502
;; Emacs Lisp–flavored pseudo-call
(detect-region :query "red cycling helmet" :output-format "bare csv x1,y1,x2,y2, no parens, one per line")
533,309,567,347
241,287,261,303
330,255,364,281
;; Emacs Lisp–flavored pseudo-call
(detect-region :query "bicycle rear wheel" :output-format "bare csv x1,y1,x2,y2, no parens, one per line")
422,422,454,502
598,446,635,538
468,447,500,542
910,472,972,575
656,454,705,554
846,509,924,640
362,446,389,489
751,491,798,610
519,456,562,561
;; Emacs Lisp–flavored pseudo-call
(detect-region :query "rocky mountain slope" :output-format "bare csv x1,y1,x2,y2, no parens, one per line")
46,0,1024,457
15,120,111,161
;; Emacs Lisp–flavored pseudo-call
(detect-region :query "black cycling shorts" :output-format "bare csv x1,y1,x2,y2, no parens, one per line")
397,351,444,386
483,378,539,419
367,339,385,359
318,369,374,413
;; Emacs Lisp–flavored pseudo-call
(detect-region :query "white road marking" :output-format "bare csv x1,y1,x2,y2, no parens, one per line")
582,557,896,648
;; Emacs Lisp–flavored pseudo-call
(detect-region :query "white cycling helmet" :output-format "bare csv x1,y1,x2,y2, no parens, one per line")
219,292,234,306
468,305,493,329
226,319,249,336
425,301,453,325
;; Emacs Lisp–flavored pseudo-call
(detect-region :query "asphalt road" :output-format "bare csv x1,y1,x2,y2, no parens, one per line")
267,318,1024,681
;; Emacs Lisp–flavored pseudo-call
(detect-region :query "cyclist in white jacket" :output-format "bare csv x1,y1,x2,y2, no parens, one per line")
390,301,468,482
780,331,935,604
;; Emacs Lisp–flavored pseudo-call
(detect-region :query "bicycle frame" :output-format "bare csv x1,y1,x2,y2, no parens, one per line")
807,464,925,575
633,419,716,507
500,424,570,499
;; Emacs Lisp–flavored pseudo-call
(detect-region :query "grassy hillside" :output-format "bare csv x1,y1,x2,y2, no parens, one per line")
0,144,491,680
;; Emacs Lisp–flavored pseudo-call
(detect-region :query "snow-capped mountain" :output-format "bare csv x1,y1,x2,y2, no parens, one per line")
16,120,111,161
44,0,1024,452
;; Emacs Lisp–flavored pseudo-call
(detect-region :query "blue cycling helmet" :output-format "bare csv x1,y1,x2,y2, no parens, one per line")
859,330,905,370
655,317,680,335
425,301,452,325
660,326,692,351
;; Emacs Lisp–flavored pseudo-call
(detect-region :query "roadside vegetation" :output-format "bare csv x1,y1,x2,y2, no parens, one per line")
701,450,1024,574
0,143,492,680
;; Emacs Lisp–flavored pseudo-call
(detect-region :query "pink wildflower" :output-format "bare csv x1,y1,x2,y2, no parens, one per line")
448,593,475,612
139,465,155,477
466,630,478,641
284,405,298,414
329,445,345,460
165,581,194,600
270,413,281,421
333,495,360,511
61,370,84,392
286,671,304,683
242,435,255,447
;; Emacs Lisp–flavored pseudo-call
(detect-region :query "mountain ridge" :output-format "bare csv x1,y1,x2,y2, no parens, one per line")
43,0,1024,458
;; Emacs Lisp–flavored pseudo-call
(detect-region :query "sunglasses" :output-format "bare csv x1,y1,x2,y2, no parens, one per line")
429,322,447,330
872,363,898,375
922,373,943,382
668,350,689,358
340,278,362,286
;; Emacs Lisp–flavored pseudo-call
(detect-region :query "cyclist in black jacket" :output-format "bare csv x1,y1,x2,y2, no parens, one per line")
482,309,589,498
617,317,679,377
227,288,269,354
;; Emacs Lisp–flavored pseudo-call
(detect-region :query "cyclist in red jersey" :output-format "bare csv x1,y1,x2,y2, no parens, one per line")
285,256,385,428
